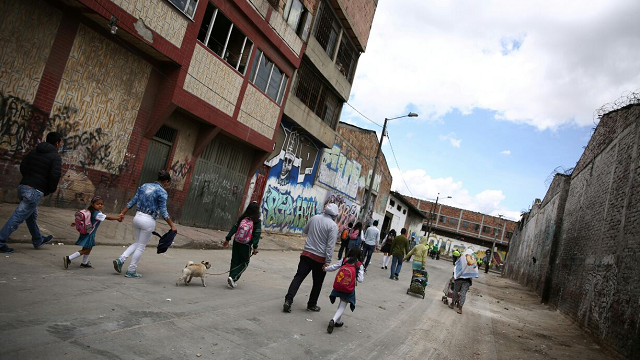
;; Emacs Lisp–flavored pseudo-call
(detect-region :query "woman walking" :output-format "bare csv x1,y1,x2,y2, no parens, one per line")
113,170,176,278
223,201,261,288
380,229,396,269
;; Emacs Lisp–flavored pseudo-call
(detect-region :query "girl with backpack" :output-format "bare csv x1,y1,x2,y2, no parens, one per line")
324,247,364,333
223,201,261,289
64,196,122,269
347,222,363,249
337,222,353,260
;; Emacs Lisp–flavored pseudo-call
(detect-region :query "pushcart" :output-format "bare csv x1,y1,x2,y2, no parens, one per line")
406,269,428,299
441,276,455,305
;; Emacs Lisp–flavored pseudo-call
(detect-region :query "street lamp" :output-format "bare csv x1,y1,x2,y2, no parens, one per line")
425,193,451,242
361,112,418,224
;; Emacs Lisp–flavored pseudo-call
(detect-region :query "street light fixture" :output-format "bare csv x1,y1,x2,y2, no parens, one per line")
361,112,418,224
425,193,452,242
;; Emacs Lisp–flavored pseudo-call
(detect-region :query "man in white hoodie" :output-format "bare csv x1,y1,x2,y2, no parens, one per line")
283,203,339,313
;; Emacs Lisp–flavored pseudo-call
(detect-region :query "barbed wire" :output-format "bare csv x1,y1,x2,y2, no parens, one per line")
593,90,640,125
543,166,574,188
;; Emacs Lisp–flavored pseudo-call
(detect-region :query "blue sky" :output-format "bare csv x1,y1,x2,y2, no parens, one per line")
339,0,640,220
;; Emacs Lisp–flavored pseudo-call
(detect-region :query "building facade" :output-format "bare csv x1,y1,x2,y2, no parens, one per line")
383,191,426,239
0,0,378,231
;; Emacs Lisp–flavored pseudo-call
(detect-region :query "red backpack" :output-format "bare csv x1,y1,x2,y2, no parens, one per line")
234,218,254,244
333,259,362,293
74,209,95,235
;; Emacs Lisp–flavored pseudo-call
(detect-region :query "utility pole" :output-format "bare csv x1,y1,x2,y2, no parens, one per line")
424,193,451,243
489,214,504,270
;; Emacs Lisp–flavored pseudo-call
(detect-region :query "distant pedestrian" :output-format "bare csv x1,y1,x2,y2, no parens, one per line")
380,229,395,269
389,228,410,280
347,222,363,249
64,196,122,269
452,249,460,265
0,132,62,253
362,220,380,270
337,222,353,260
283,203,339,313
223,201,261,289
484,249,491,273
406,235,417,262
325,247,364,333
113,170,177,278
450,248,479,314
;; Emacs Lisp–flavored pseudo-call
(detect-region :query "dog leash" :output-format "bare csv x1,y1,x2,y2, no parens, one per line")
207,252,255,276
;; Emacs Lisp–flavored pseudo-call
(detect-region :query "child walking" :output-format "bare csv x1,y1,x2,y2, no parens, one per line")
64,196,121,269
324,247,364,334
223,201,261,289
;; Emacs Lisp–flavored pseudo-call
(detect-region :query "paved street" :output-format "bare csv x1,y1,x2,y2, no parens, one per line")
0,243,613,360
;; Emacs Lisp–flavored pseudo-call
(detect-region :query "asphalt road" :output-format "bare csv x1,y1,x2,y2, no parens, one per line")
0,244,612,360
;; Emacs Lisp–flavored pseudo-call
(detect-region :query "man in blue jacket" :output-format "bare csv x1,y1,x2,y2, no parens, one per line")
0,132,62,253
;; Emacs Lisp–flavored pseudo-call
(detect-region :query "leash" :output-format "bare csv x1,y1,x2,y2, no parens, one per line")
207,251,255,276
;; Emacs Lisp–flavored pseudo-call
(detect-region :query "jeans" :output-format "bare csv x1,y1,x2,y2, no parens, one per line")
285,255,326,307
119,212,155,272
337,241,349,260
0,185,45,248
390,255,403,278
362,243,375,268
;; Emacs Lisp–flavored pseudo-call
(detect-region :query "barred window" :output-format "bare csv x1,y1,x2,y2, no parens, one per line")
335,36,357,82
294,61,342,127
313,1,340,58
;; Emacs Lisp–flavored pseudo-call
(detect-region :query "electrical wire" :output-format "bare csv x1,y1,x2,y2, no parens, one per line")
386,134,414,197
344,102,383,128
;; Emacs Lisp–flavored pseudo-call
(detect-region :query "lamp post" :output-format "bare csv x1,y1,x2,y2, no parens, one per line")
425,193,451,243
361,112,418,224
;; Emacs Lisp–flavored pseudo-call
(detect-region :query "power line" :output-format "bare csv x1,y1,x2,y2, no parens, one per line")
344,102,383,128
386,134,414,197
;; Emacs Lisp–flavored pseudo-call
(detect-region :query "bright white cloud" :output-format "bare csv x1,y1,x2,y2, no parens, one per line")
390,168,521,221
346,0,640,130
501,150,511,155
439,133,462,147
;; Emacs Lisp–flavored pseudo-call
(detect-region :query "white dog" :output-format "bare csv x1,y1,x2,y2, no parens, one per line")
177,261,211,287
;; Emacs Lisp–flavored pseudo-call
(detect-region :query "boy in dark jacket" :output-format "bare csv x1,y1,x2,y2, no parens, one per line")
0,132,62,253
389,228,410,280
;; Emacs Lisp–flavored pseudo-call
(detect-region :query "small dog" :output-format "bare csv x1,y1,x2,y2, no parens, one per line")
177,261,211,287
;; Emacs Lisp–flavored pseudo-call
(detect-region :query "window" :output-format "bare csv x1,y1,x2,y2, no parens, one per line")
294,61,342,127
482,225,491,234
283,0,311,39
506,231,513,239
397,205,401,211
494,229,502,237
167,0,198,19
473,223,480,231
462,220,470,229
250,50,289,104
402,209,407,215
198,3,254,74
389,199,395,207
335,36,357,82
314,1,340,58
430,213,437,220
440,216,446,223
448,218,458,226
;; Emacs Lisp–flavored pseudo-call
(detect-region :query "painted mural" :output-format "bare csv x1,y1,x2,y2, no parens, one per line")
261,121,323,233
317,143,362,200
325,192,359,234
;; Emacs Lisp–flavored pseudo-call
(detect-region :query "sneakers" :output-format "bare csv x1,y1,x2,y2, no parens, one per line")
63,256,71,269
80,262,92,268
124,270,142,278
334,322,344,327
227,277,237,288
283,301,292,313
385,266,388,269
34,235,53,249
394,274,399,281
0,246,14,254
306,305,321,312
113,258,123,273
381,266,384,269
327,319,335,334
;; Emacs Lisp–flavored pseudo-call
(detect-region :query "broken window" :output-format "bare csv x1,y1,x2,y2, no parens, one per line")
198,3,254,74
335,36,358,82
283,0,311,39
249,50,289,104
294,61,342,128
167,0,199,19
313,1,340,58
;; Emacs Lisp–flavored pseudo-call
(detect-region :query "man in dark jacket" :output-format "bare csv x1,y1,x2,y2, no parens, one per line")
0,132,63,253
389,228,410,280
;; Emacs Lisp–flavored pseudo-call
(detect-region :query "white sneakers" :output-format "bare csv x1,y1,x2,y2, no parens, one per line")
227,277,237,288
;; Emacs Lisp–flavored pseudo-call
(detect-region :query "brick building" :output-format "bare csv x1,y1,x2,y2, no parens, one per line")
505,101,640,359
0,0,378,231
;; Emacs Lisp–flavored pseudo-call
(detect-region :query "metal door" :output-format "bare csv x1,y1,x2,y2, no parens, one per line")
250,165,270,204
139,126,177,186
181,136,253,230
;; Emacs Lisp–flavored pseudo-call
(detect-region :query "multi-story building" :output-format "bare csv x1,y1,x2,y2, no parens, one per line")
0,0,378,231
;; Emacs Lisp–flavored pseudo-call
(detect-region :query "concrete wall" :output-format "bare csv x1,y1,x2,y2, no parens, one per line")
505,105,640,359
336,0,377,51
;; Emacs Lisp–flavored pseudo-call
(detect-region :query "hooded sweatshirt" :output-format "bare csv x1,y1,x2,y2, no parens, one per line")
20,142,62,195
404,238,429,264
301,203,339,264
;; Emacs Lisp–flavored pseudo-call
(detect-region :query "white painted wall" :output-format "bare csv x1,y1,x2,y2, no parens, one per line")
386,194,408,234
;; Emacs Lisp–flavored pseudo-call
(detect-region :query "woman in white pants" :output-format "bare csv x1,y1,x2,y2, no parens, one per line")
113,170,176,278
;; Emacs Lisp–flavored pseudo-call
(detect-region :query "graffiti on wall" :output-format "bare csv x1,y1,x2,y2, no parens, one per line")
265,123,319,187
325,193,359,234
262,184,319,231
317,143,362,200
578,261,617,337
0,94,52,159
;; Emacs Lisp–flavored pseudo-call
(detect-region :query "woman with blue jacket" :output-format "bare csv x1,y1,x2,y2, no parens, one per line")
113,170,177,278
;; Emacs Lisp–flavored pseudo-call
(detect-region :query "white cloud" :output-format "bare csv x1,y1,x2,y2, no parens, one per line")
390,168,521,221
347,0,640,130
501,150,511,155
439,133,462,147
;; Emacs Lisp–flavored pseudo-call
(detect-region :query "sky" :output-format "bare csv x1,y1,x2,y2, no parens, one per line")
340,0,640,221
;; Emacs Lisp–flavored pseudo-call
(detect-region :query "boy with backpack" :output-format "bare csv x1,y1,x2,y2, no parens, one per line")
337,222,353,260
324,247,364,333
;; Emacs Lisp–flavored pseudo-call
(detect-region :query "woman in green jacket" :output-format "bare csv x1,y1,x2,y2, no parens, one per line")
404,238,429,270
223,201,261,288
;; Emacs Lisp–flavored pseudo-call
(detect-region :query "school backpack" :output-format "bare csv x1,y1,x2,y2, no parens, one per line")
234,217,254,244
340,228,350,242
333,259,362,293
74,209,94,235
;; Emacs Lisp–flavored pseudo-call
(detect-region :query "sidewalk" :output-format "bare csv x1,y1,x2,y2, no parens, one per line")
0,203,306,251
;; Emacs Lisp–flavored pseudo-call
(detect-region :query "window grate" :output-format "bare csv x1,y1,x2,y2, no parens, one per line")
154,125,177,145
294,61,342,128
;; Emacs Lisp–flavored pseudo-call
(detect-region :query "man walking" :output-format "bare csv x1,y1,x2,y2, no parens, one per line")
283,203,339,313
362,220,380,271
0,132,62,253
389,228,410,280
